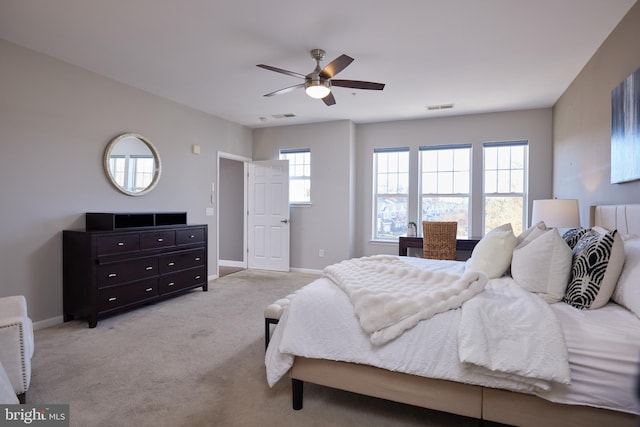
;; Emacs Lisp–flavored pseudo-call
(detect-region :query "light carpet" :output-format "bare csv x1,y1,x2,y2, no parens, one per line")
29,269,486,427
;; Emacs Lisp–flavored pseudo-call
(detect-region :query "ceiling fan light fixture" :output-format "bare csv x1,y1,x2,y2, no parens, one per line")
305,77,331,99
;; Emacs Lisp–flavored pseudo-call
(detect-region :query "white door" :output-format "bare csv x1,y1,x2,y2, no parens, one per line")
247,160,290,271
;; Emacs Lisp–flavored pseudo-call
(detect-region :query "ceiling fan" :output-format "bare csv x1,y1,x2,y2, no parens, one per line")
257,49,385,106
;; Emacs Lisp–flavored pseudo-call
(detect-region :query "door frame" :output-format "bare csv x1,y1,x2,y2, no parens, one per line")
217,151,251,276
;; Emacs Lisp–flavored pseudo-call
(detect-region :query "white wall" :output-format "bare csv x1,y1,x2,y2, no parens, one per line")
355,109,553,256
553,1,640,224
253,120,356,270
0,40,252,324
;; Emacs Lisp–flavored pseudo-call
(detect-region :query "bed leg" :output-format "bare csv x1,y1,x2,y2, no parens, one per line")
292,378,303,410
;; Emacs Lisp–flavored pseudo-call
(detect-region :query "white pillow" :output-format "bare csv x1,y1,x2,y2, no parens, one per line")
612,238,640,318
564,228,625,309
511,229,572,303
470,223,517,279
515,221,547,247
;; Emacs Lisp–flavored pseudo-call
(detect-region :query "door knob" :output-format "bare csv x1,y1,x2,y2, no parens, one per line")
280,219,289,224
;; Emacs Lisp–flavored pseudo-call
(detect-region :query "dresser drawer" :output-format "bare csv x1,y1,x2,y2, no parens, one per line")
159,267,206,294
141,230,175,249
159,249,205,274
98,278,158,311
176,228,205,245
96,234,140,255
97,257,159,287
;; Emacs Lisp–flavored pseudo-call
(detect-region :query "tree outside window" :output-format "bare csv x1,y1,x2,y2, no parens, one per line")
483,141,528,236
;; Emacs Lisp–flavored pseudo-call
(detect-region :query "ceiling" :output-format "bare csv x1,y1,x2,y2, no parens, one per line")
0,0,636,129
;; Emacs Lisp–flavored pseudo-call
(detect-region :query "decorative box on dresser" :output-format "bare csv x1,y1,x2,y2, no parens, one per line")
63,212,208,328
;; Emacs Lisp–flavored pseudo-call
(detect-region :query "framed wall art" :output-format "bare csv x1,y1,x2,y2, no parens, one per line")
611,67,640,184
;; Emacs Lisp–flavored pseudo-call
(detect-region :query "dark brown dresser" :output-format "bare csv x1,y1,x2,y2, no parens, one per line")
63,212,208,327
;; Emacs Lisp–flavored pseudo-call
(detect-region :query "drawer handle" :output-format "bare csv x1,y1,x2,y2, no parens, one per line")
189,234,195,238
145,287,153,292
145,266,153,271
195,275,201,280
157,238,164,242
168,262,175,266
194,257,201,261
108,297,117,302
108,273,117,278
117,242,125,246
168,282,175,287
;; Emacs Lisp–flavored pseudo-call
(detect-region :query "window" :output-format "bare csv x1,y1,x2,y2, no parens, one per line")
483,141,528,236
109,154,154,192
419,145,472,238
373,148,409,240
280,149,311,204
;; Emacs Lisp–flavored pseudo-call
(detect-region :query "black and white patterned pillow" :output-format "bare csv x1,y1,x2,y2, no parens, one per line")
563,229,624,310
562,227,591,250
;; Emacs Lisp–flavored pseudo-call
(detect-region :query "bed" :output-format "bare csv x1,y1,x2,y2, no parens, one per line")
265,204,640,427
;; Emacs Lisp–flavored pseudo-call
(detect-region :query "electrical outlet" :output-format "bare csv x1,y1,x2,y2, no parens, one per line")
319,249,325,257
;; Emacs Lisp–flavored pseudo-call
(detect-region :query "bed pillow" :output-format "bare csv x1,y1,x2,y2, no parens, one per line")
612,238,640,319
562,227,591,250
512,229,572,303
515,221,547,247
563,228,625,309
470,223,517,279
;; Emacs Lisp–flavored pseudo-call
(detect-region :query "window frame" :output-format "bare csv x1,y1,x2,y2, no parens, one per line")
418,144,472,238
482,140,529,236
279,148,311,205
372,147,410,242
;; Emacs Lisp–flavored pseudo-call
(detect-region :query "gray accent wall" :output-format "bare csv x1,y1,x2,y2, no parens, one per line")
553,1,640,224
0,40,252,324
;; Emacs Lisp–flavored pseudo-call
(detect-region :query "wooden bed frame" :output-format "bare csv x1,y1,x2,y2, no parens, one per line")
288,204,640,427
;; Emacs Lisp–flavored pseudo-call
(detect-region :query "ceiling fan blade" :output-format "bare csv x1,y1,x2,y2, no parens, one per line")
264,83,305,97
256,64,306,79
331,80,385,91
320,54,354,78
322,92,336,106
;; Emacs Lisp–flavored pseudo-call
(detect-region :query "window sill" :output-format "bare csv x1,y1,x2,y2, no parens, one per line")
369,240,398,245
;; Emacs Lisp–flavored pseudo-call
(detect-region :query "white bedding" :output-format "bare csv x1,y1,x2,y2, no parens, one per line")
459,277,571,390
324,255,487,345
265,257,640,415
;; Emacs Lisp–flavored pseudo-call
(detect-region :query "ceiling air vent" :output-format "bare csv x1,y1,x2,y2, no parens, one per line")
426,104,455,111
272,113,296,119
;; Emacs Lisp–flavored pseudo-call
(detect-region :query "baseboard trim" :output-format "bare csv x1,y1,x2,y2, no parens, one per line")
33,315,64,331
290,267,322,275
219,259,246,268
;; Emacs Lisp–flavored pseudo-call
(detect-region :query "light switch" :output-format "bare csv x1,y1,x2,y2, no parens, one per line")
192,144,201,154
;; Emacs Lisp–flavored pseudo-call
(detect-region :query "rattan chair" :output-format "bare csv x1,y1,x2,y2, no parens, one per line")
422,221,458,260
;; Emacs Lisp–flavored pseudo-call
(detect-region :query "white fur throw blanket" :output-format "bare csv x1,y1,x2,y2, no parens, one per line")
323,255,488,345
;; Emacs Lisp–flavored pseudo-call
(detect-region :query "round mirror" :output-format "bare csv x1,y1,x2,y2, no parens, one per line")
103,133,161,196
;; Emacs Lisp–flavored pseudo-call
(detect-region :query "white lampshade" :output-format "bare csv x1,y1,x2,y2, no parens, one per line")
531,199,580,228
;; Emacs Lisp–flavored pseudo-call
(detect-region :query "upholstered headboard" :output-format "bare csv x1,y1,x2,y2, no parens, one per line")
590,204,640,237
